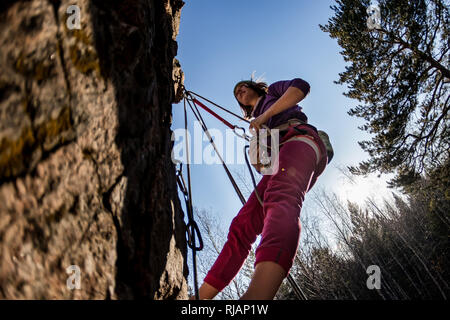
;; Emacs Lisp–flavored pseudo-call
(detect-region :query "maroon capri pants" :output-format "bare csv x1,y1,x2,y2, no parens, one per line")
204,125,328,291
203,124,328,292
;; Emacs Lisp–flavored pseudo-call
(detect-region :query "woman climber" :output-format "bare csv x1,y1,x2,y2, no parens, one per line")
193,78,330,300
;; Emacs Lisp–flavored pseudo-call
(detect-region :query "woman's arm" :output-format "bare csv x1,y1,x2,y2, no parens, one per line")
264,86,306,119
249,86,307,130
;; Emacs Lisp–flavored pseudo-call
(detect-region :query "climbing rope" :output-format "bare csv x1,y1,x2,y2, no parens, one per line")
175,162,203,299
176,87,308,300
174,96,204,300
186,92,252,142
184,91,248,204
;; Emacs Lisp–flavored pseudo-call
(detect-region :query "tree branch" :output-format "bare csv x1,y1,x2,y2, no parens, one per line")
374,27,450,79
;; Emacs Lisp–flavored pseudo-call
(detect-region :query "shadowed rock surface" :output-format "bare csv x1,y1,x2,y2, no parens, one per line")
0,0,187,299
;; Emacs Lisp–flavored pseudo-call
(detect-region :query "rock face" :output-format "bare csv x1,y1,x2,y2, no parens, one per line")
0,0,187,299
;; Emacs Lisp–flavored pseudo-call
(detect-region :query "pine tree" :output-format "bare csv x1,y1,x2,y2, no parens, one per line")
320,0,449,190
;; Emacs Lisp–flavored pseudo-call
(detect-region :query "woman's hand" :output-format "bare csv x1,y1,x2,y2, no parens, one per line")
249,112,270,131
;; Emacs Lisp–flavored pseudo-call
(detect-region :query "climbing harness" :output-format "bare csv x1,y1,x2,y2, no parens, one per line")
176,86,333,300
246,120,333,175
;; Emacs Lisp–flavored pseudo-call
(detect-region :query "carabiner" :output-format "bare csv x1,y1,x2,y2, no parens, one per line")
233,126,251,141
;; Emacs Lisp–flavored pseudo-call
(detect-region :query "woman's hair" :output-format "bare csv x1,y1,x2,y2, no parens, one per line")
233,80,268,119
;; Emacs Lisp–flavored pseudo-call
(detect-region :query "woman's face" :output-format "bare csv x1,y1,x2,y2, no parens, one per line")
235,84,258,107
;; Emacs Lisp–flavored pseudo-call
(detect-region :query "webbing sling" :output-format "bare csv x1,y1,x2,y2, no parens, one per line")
192,98,235,130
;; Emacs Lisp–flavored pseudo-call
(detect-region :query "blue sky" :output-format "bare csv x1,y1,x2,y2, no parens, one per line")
171,1,398,232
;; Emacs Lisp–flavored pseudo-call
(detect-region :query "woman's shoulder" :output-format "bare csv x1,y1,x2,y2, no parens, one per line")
267,78,311,98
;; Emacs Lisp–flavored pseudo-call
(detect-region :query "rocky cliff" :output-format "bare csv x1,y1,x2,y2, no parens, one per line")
0,0,187,299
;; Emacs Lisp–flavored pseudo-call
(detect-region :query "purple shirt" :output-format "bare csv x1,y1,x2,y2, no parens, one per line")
252,78,310,129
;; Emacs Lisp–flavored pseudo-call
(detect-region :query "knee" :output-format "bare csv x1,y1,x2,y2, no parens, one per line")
228,216,257,249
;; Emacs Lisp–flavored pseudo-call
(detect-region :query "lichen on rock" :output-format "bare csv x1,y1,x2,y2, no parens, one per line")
0,0,187,300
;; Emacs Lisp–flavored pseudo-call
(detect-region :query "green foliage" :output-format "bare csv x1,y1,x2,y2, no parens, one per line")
320,0,449,190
